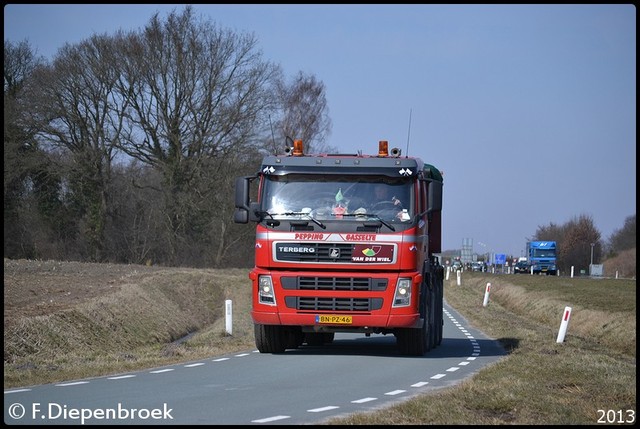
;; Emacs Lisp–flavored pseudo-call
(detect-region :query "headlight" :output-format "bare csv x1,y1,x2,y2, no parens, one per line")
393,278,412,307
258,275,276,305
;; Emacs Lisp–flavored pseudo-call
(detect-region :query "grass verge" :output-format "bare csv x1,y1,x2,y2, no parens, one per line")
4,266,636,424
4,267,255,388
325,272,636,425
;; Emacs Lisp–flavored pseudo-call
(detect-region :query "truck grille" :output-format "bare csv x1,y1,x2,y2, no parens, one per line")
285,296,383,312
280,276,387,312
281,276,388,291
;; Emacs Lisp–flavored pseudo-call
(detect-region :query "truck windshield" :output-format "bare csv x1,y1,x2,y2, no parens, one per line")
261,174,414,223
532,249,556,258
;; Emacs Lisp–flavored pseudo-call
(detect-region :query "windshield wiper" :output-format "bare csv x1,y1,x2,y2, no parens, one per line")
281,212,327,229
340,213,395,232
254,210,281,227
255,210,326,229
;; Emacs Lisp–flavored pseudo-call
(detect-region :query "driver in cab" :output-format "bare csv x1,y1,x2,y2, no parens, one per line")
374,184,403,208
368,183,409,221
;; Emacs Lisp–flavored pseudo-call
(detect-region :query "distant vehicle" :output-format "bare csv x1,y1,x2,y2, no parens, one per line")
471,262,484,272
527,241,557,275
451,260,463,271
514,260,530,274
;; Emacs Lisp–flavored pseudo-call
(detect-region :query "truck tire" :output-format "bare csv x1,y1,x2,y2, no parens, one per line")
396,276,431,356
428,284,437,350
434,266,444,346
396,315,430,356
436,285,443,346
254,324,287,353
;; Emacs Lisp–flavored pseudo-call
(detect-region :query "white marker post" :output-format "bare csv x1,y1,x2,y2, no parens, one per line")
446,267,450,281
482,282,491,307
556,306,572,343
456,270,461,286
225,299,233,336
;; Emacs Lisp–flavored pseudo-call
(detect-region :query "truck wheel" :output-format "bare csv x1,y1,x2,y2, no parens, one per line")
434,269,444,346
396,271,434,356
396,315,430,356
436,287,444,346
428,286,437,350
254,324,287,353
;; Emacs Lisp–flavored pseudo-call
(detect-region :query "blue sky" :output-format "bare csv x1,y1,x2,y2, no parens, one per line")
4,4,636,258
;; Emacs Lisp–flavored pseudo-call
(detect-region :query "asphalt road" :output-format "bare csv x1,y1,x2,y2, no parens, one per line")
4,302,505,425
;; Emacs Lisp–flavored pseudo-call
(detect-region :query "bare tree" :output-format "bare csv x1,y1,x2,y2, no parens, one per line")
533,214,602,273
607,214,636,255
561,214,602,272
22,34,128,261
4,39,39,206
102,160,166,265
270,71,333,154
5,7,334,267
4,39,43,95
4,39,51,258
110,6,282,265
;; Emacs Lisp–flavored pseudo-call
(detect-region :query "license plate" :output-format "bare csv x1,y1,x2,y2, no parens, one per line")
316,315,352,324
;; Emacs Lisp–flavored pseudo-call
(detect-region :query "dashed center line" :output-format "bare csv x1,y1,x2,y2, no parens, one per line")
149,369,174,374
11,306,488,426
251,415,291,423
55,381,89,387
351,397,377,404
308,406,340,413
108,375,136,380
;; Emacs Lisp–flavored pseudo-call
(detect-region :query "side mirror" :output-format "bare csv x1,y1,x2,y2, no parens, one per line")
427,180,443,213
234,208,248,224
235,177,250,210
234,176,254,224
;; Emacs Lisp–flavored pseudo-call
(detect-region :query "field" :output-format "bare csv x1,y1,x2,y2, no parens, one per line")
4,259,256,388
3,259,637,424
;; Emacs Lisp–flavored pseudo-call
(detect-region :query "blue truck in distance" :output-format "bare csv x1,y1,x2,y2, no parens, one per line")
527,241,557,276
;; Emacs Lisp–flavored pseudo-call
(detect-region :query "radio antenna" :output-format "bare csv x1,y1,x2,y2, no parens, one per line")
405,108,412,157
268,115,277,154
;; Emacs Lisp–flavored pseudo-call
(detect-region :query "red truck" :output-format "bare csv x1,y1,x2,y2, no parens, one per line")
234,140,444,355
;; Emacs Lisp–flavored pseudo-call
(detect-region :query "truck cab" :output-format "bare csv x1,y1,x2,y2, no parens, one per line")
234,140,444,356
527,241,557,276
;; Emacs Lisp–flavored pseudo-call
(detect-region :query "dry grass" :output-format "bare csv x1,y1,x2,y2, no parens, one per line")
325,272,636,425
603,247,636,279
3,262,637,425
4,266,255,388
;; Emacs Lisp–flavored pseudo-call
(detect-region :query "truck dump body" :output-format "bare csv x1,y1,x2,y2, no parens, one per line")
234,140,444,356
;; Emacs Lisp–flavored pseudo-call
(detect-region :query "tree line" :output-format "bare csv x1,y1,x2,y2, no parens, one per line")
443,213,635,277
4,6,635,272
530,213,635,275
4,6,332,268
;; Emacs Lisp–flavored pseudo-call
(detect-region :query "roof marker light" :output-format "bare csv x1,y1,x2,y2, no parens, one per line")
293,140,304,156
378,140,389,157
